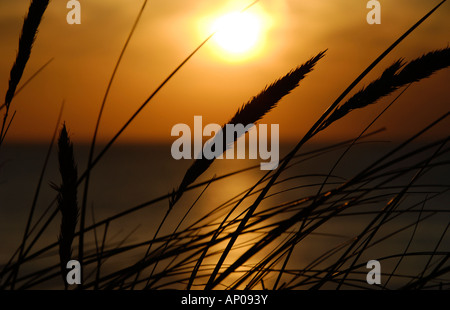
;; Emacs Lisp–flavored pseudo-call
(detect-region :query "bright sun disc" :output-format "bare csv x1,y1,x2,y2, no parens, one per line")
212,11,262,54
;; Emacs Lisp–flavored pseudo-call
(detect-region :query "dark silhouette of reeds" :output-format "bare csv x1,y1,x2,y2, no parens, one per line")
0,0,49,145
1,0,449,292
78,0,149,289
322,47,450,130
55,124,78,289
170,50,326,207
0,58,54,112
1,0,50,289
128,50,326,288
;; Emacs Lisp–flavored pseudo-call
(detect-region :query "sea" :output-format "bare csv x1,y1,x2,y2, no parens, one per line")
0,141,449,289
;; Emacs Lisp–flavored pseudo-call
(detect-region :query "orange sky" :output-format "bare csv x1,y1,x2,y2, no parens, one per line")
0,0,449,144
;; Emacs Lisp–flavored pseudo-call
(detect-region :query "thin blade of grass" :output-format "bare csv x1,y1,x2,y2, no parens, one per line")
78,0,149,287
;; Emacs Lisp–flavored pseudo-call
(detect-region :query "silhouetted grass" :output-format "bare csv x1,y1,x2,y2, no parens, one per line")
0,0,49,146
54,124,79,289
171,50,326,208
0,0,449,291
321,48,450,130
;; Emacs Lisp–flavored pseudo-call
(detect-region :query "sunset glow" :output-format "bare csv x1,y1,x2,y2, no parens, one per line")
211,11,263,56
0,0,449,295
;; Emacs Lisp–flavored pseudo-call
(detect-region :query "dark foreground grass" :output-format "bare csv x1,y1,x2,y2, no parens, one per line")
0,0,449,290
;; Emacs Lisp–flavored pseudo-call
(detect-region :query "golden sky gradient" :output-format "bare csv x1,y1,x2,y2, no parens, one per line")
0,0,449,144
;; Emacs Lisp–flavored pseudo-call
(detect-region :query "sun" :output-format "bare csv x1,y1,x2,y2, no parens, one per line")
212,11,263,55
